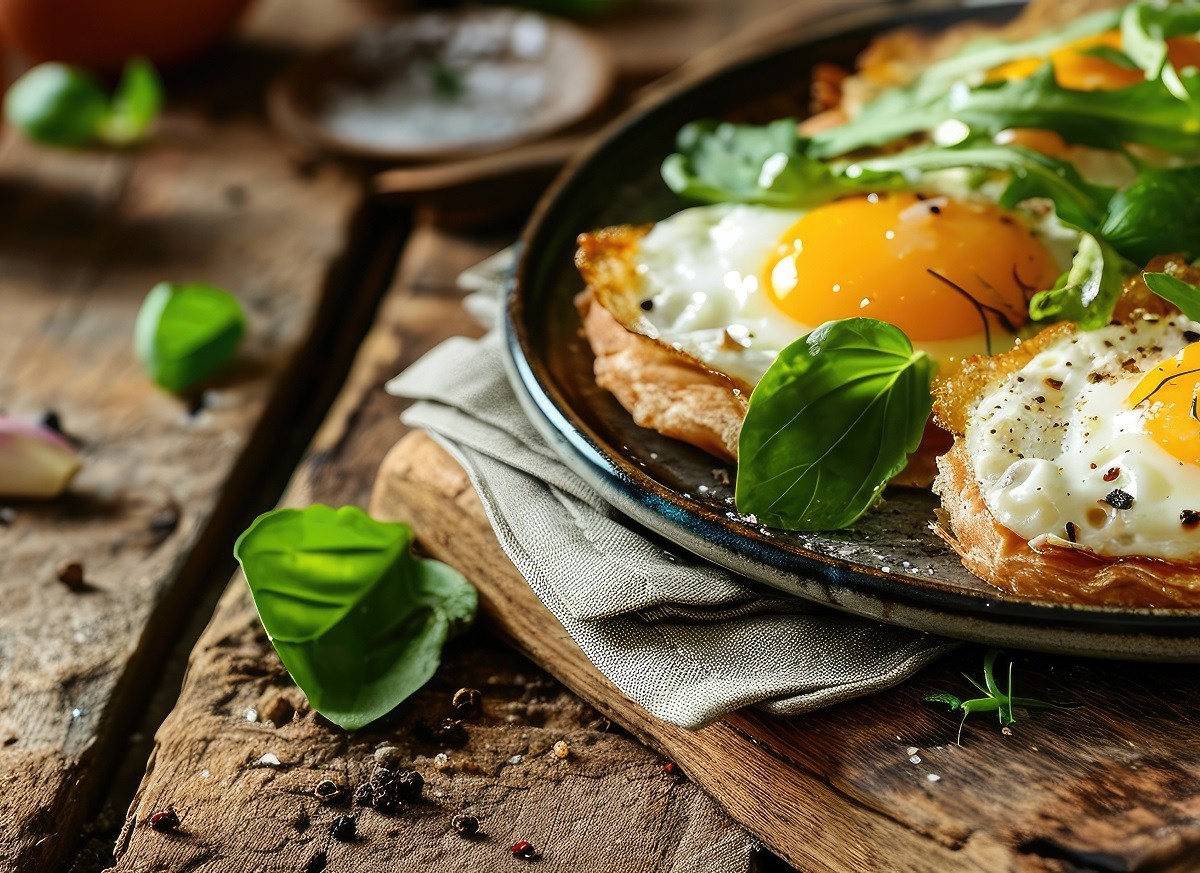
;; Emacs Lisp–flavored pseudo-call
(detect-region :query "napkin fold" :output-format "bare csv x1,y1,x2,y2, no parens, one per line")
386,257,955,729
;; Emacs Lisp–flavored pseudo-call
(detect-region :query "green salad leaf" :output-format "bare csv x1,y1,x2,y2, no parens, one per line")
735,319,934,531
848,143,1113,232
235,505,477,731
1142,271,1200,321
1029,233,1132,329
134,282,246,392
1121,1,1200,100
1100,165,1200,263
3,58,163,148
661,119,871,206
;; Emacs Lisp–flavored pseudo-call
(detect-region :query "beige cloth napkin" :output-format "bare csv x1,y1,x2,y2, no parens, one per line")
386,253,954,729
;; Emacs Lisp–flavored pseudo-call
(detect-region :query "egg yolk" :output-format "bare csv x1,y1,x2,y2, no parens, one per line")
761,192,1060,343
991,30,1200,91
1129,341,1200,467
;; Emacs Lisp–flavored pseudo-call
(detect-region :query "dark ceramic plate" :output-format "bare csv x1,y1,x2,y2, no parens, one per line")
504,0,1200,659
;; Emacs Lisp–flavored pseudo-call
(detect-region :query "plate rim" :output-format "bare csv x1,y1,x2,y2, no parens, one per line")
503,0,1200,656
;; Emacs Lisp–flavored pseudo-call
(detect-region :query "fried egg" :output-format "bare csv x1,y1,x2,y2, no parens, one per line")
633,189,1071,386
965,318,1200,561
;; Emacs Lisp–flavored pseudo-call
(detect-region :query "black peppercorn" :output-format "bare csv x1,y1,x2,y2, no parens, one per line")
1103,488,1134,510
330,815,356,841
452,687,483,719
313,780,346,804
451,813,479,837
354,783,374,807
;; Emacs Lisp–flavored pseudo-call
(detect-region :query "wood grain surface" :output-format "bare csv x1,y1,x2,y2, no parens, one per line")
0,1,385,868
108,221,759,873
372,431,1200,873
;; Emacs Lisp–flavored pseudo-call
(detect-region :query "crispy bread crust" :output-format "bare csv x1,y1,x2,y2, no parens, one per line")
575,226,747,461
932,259,1200,607
934,442,1200,608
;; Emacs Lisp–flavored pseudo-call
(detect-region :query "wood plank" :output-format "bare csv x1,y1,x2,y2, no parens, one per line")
0,2,383,868
371,432,1200,873
108,221,758,873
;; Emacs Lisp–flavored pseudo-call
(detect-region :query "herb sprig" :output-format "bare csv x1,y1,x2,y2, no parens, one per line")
925,649,1076,744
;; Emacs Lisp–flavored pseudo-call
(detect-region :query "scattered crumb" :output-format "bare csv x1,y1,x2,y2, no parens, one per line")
906,746,919,756
245,709,258,723
258,753,282,767
909,755,922,764
508,755,523,765
926,773,941,783
552,741,570,759
433,753,451,770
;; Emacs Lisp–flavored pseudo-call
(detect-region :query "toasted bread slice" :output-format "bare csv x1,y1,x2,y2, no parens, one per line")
931,261,1200,607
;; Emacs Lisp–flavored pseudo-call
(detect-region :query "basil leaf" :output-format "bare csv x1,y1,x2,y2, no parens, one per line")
101,58,163,145
735,318,934,531
235,505,478,731
134,282,246,392
1100,165,1200,264
3,63,110,147
1143,272,1200,321
661,119,869,206
1029,233,1132,328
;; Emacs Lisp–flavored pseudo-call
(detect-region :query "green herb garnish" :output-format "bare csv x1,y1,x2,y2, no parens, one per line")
428,61,465,101
734,319,934,531
235,505,477,731
134,282,246,393
925,649,1074,743
1142,271,1200,320
4,58,163,148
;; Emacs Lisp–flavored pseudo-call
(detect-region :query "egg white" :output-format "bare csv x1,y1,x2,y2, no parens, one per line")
632,179,1078,387
966,318,1200,561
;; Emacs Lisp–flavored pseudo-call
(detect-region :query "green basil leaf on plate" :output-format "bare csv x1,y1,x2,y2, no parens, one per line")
1142,272,1200,321
235,505,478,731
134,282,246,392
735,318,934,531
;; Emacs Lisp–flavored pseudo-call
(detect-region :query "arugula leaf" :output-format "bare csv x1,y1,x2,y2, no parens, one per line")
235,505,477,731
3,58,163,149
1121,1,1200,101
912,6,1122,92
1143,272,1200,321
101,58,164,145
1076,44,1140,70
661,119,872,206
954,64,1200,153
735,319,934,531
848,144,1113,232
1100,165,1200,264
1029,233,1132,329
134,282,246,393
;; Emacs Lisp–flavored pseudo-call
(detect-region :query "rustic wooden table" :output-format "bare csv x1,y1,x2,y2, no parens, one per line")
6,1,1200,872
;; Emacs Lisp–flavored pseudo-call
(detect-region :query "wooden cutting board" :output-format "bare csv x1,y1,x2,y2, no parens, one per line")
373,430,1200,873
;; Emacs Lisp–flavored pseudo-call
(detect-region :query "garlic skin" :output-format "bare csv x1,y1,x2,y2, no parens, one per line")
0,417,82,499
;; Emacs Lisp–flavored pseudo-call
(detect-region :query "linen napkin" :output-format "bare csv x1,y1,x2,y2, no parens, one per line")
386,252,955,730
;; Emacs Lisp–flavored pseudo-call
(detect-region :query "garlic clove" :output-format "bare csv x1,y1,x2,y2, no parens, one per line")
0,417,82,499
